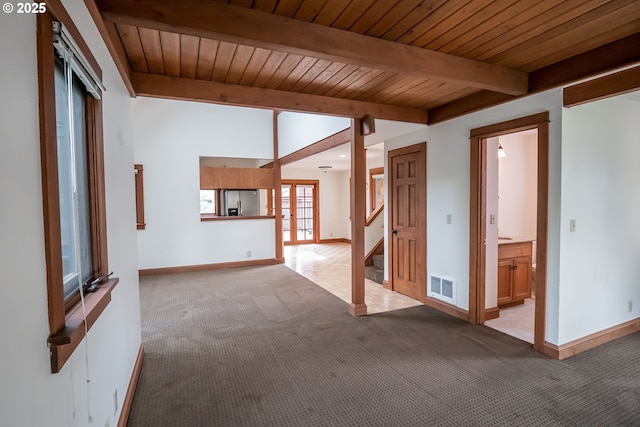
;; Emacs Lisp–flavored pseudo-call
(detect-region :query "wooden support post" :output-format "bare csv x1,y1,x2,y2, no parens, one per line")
350,117,367,316
273,111,284,263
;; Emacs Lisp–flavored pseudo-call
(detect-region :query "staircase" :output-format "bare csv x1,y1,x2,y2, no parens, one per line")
365,253,384,285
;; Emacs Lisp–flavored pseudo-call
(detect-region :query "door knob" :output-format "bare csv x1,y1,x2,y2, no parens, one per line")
392,229,398,235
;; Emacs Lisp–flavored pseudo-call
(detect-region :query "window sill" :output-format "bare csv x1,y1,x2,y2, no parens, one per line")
200,214,276,222
47,277,119,373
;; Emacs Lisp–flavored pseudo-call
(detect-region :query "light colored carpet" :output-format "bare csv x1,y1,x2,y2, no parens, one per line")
128,265,640,426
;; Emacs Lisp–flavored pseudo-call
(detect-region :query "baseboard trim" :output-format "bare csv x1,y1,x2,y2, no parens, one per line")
548,317,640,360
319,238,351,244
542,341,560,359
382,280,391,290
485,306,500,321
424,297,469,321
117,345,144,427
275,257,285,264
139,258,277,276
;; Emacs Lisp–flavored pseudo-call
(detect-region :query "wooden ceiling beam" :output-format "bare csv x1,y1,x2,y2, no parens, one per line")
563,66,640,108
428,34,640,124
96,0,528,95
280,129,351,166
132,73,429,123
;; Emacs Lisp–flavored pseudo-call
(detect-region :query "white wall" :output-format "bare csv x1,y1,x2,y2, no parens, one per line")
384,90,563,344
133,98,276,269
278,112,349,157
498,131,538,242
558,94,640,344
0,1,141,425
281,168,351,240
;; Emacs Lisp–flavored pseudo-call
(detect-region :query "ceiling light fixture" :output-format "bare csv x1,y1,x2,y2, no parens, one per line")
498,143,506,158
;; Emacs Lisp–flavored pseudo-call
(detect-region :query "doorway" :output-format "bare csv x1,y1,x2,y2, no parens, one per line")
281,180,319,245
469,112,549,352
388,143,426,302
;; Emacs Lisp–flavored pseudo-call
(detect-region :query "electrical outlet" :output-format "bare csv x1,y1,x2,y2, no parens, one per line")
246,250,251,257
113,389,118,415
628,300,633,312
446,214,452,224
569,219,576,232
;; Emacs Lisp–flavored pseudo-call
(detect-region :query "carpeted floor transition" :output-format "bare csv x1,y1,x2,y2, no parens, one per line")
128,265,640,427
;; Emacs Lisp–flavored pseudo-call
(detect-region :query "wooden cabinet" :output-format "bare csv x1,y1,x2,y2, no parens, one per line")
497,241,532,308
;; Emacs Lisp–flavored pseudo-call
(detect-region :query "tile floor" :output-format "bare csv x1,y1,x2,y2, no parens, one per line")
284,242,421,314
485,298,535,343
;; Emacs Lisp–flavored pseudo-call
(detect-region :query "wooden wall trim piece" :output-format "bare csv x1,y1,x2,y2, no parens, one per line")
425,297,469,322
554,318,640,360
99,0,527,95
319,238,351,244
132,72,428,124
117,345,145,427
470,112,550,138
563,65,640,107
134,164,145,229
38,11,66,335
200,166,274,189
281,129,350,166
541,342,560,359
534,120,550,352
138,258,277,276
484,307,500,321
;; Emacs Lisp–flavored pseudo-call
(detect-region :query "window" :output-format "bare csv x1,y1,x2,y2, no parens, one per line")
38,10,117,373
200,190,218,215
55,57,95,300
369,167,384,212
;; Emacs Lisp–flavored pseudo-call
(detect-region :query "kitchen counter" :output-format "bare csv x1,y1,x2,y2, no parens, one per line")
498,236,534,244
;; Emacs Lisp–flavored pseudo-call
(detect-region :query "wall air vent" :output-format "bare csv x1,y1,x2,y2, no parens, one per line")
428,274,456,305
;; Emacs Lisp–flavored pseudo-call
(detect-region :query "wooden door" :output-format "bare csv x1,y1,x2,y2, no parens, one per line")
389,144,426,301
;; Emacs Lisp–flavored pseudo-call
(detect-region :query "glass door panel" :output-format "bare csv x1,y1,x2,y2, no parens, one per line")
281,184,292,244
296,185,314,241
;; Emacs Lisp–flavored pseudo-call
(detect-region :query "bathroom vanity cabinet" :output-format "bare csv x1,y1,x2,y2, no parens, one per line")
497,240,532,308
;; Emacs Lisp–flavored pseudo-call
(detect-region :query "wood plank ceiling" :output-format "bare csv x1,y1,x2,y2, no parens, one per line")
93,0,640,123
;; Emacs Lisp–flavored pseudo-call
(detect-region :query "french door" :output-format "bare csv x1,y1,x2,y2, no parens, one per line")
281,180,318,245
